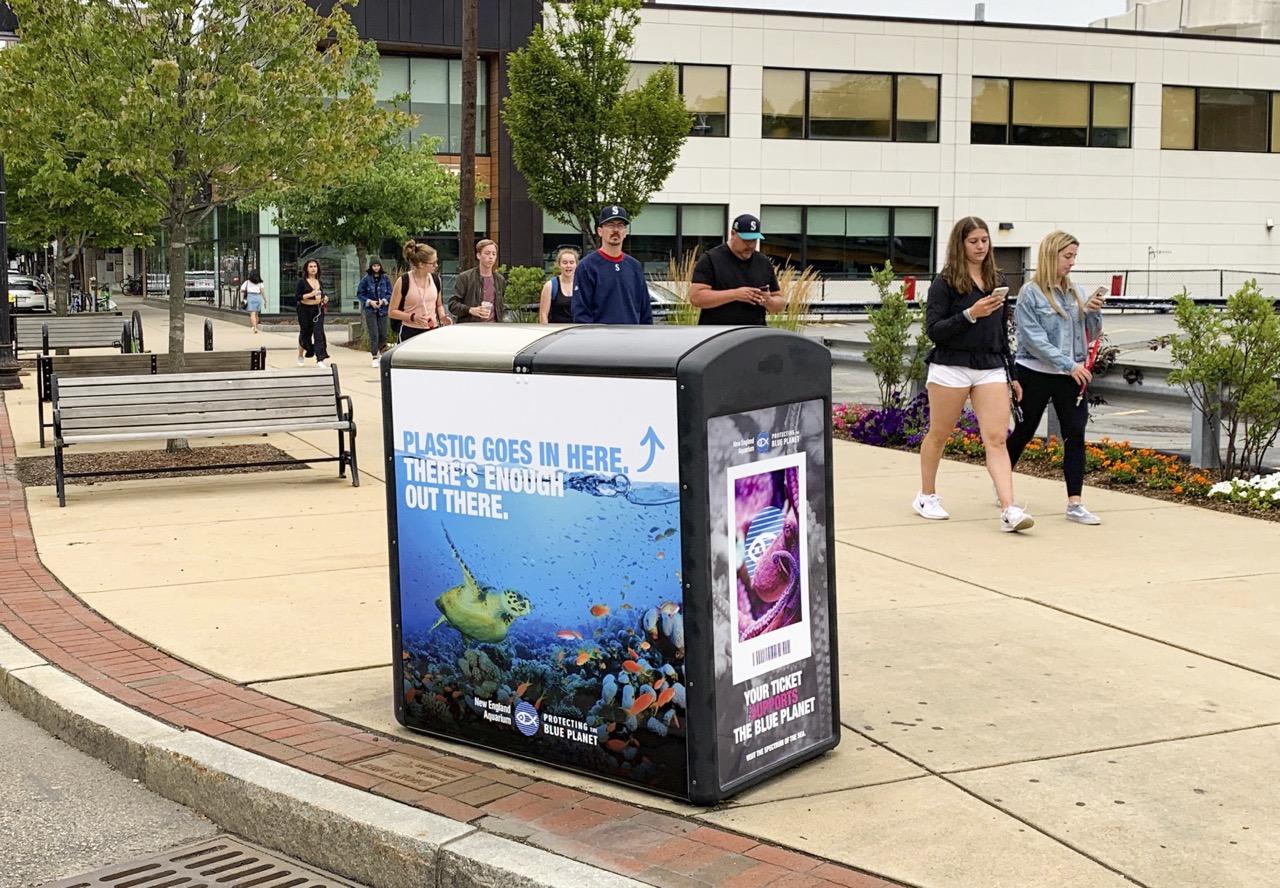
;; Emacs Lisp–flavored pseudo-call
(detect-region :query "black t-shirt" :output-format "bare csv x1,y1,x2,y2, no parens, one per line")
691,243,780,326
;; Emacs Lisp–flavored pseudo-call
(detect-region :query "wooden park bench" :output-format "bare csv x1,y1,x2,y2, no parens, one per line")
35,347,268,447
51,367,358,506
12,311,141,357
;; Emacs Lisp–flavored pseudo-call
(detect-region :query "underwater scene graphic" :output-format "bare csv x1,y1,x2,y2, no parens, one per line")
396,467,689,795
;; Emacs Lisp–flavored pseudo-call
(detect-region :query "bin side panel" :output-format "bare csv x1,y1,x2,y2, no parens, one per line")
677,333,839,803
388,368,690,799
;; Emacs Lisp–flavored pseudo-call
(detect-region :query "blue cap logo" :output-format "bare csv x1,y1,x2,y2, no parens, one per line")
755,431,770,454
514,700,540,737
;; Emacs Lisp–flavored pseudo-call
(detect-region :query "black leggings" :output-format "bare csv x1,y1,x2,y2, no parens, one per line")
297,303,329,361
1006,364,1089,497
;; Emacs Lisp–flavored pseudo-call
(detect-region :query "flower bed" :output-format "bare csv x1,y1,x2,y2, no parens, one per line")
834,397,1277,520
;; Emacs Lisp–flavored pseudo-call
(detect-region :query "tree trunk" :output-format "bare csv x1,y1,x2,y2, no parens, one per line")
53,238,72,316
458,0,478,271
166,216,189,452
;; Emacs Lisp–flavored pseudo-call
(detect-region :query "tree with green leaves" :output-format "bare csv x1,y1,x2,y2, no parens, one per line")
0,0,393,369
6,153,157,315
1167,282,1280,479
866,262,929,408
503,0,689,248
270,133,459,277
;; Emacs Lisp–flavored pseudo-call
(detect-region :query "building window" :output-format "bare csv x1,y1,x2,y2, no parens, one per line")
760,206,937,277
377,55,488,154
1162,85,1277,152
762,69,939,143
542,204,727,273
629,63,729,136
972,78,1131,148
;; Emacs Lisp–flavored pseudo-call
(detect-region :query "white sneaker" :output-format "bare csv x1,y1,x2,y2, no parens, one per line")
295,357,305,367
1000,505,1035,533
912,492,949,520
1066,503,1102,525
316,360,329,369
371,356,381,368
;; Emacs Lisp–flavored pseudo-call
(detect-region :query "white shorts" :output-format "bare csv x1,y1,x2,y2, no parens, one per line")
927,363,1007,388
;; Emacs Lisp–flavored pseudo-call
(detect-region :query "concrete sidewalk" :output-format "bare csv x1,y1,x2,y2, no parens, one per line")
6,301,1280,887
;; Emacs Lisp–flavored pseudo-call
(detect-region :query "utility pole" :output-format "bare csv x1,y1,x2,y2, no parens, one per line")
458,0,478,271
0,154,23,390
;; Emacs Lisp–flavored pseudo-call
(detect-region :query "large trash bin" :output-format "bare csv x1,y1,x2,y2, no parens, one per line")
382,324,838,804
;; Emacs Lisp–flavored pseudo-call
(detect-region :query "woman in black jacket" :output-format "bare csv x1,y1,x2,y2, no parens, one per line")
914,216,1032,533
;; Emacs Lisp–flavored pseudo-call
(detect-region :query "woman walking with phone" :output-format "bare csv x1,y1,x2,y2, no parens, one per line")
914,216,1032,532
1006,231,1106,525
294,259,329,368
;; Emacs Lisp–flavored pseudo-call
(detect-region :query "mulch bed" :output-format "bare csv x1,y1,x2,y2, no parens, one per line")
943,450,1280,523
18,444,305,487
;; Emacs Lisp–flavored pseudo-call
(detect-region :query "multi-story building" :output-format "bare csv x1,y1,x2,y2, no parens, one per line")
619,1,1280,299
1094,0,1280,39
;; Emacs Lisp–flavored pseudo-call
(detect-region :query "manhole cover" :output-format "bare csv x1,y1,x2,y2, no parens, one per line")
40,835,363,888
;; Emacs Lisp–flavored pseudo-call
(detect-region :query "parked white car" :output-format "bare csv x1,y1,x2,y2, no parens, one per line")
7,276,50,313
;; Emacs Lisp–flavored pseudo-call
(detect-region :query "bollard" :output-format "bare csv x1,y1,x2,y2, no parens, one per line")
1190,398,1222,470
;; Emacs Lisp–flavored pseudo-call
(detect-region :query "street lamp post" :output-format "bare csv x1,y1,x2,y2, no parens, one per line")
0,153,22,390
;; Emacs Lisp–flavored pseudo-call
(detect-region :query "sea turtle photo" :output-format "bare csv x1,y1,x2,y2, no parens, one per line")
429,528,533,644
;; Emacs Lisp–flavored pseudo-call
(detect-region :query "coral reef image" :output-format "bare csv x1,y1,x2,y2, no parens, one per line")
734,466,802,642
395,475,688,795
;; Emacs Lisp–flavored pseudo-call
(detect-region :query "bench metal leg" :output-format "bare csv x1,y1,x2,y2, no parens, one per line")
54,443,67,507
38,399,46,449
347,422,360,488
337,428,348,479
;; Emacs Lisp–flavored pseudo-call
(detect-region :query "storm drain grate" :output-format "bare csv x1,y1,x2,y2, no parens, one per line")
40,835,364,888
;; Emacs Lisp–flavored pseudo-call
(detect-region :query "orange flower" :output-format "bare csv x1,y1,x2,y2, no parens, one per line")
1174,484,1184,494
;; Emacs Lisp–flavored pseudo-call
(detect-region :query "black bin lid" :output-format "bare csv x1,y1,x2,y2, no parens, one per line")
515,325,753,377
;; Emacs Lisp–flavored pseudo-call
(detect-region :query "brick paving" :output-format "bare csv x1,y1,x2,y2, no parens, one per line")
0,392,903,888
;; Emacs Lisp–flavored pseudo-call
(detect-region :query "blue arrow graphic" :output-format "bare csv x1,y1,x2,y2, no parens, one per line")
637,426,665,473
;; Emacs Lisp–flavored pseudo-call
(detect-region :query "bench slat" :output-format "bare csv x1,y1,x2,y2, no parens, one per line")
56,369,328,390
53,388,334,409
57,395,336,420
61,405,341,429
62,419,349,444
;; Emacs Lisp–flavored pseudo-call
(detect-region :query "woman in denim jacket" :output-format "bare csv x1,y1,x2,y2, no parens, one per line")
1007,231,1106,525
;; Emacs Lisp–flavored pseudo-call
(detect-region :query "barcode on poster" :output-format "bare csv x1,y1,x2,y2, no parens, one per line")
753,640,790,666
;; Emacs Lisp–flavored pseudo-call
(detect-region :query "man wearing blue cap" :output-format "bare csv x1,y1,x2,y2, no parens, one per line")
689,213,783,326
573,203,653,325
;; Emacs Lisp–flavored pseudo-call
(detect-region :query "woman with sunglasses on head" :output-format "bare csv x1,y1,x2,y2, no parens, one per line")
1006,231,1106,526
914,216,1032,533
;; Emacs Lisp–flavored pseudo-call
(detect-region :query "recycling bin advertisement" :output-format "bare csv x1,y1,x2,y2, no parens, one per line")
707,399,836,793
390,370,690,797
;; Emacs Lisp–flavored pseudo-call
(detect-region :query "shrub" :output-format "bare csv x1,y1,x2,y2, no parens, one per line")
865,262,928,408
768,264,821,332
1166,281,1280,479
659,249,702,326
500,265,548,322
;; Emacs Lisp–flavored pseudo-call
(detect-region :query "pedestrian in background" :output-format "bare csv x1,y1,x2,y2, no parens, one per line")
573,203,652,325
390,240,450,344
357,261,392,365
913,216,1032,533
450,239,506,323
239,269,265,333
294,259,330,368
539,246,578,323
689,213,783,325
1006,230,1107,525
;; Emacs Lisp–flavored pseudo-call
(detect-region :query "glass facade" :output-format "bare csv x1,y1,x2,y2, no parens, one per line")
762,68,939,142
1162,85,1279,152
378,55,488,154
973,78,1131,148
629,62,729,136
760,206,937,277
542,204,728,274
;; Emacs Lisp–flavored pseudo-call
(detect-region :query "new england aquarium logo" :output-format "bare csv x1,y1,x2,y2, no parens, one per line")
514,699,540,737
754,431,771,454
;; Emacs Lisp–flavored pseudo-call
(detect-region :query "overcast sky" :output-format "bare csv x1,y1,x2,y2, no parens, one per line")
656,0,1131,27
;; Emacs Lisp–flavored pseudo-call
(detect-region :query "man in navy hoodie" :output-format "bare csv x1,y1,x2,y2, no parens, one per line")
572,203,653,325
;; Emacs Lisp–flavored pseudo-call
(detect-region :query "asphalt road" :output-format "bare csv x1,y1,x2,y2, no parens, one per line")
0,697,217,888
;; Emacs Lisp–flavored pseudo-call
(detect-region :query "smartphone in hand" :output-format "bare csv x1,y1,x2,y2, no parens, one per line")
1091,285,1108,300
991,286,1010,301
